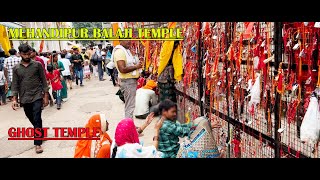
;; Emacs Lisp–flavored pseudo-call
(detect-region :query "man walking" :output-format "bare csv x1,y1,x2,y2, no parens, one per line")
96,44,105,81
106,59,116,86
70,47,84,86
87,45,94,60
87,45,94,73
113,40,142,118
11,44,49,154
80,47,87,60
4,48,21,101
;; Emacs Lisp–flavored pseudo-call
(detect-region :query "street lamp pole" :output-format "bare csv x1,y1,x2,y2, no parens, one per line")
57,22,62,51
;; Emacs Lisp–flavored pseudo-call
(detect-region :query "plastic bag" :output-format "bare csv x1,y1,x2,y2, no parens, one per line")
116,89,125,103
253,56,260,70
248,73,261,114
300,96,320,145
177,117,220,158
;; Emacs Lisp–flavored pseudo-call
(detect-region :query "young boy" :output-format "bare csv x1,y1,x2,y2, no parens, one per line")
46,65,63,110
158,99,193,158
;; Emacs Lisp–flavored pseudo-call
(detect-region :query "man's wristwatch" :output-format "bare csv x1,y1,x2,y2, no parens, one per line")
137,128,143,134
153,136,159,141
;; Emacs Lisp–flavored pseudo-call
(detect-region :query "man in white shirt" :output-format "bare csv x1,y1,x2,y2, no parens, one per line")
134,80,158,119
59,53,73,89
96,44,105,81
65,49,73,60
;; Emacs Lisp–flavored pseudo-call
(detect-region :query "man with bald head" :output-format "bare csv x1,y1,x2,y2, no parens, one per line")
113,40,142,119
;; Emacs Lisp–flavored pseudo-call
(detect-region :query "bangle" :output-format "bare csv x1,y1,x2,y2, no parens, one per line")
153,136,159,141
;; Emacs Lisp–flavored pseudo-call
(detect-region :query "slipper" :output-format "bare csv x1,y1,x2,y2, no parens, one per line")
35,145,43,154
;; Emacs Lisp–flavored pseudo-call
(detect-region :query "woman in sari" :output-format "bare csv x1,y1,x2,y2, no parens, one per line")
74,114,112,158
111,115,165,158
157,40,183,103
48,53,68,100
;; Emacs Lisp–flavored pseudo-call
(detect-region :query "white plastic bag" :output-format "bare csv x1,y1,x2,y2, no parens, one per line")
300,96,320,145
253,56,260,70
248,73,261,113
247,79,253,92
314,22,320,28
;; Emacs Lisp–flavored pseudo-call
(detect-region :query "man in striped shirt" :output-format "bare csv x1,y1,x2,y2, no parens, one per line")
4,48,21,101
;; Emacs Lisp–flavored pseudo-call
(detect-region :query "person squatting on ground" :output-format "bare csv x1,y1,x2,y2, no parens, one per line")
111,113,165,158
11,44,49,154
74,114,112,158
112,40,142,119
157,99,193,158
134,79,159,119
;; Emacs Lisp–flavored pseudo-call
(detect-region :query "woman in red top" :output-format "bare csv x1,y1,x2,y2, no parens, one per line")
46,64,63,109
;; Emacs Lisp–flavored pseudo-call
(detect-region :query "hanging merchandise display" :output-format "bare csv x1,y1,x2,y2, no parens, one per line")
127,21,320,158
278,22,320,158
174,22,202,123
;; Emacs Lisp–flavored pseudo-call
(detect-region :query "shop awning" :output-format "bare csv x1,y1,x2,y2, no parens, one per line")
0,22,24,28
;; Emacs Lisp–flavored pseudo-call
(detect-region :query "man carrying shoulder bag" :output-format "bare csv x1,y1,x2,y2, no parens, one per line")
91,44,105,81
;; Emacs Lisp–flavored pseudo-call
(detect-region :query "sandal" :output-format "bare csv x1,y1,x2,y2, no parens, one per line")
35,145,43,154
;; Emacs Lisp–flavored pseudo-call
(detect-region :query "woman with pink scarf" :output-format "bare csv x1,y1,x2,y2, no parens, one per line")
111,116,165,158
